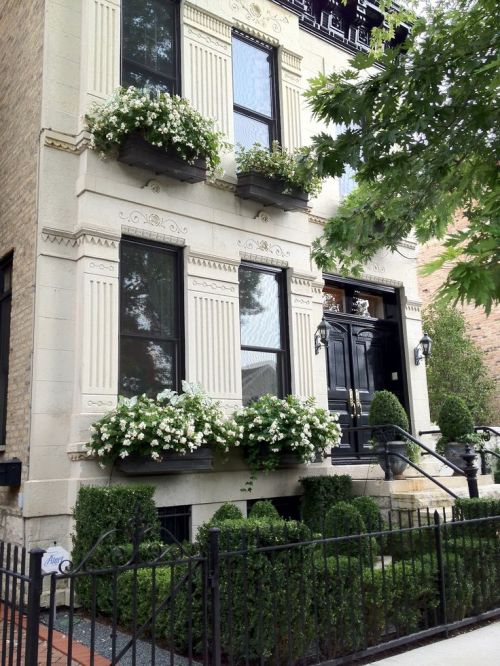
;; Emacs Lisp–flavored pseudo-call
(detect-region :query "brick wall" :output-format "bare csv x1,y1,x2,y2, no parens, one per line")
417,214,500,423
0,0,44,542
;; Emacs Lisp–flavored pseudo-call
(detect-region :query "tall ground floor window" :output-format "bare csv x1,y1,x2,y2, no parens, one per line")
119,237,183,397
239,262,289,405
0,254,12,448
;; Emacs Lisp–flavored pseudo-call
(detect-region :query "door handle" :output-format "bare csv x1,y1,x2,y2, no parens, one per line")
355,389,362,417
348,389,356,418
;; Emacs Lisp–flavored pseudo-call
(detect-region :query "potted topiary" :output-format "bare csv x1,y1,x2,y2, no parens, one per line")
86,87,226,182
85,383,241,474
369,390,411,479
436,396,481,475
235,142,323,211
235,394,341,489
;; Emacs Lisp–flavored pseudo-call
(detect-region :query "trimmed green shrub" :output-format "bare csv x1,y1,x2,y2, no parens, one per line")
197,517,314,662
248,500,280,521
300,475,352,532
369,390,409,438
323,501,375,559
437,396,475,443
316,552,471,659
71,485,160,611
350,496,383,533
455,497,500,537
211,502,244,522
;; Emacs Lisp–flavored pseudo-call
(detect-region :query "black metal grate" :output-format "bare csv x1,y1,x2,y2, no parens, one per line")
157,504,191,544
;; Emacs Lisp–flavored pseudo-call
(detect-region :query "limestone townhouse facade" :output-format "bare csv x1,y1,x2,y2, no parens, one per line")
0,0,431,549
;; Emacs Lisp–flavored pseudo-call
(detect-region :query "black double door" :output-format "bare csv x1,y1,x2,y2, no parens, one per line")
325,315,406,459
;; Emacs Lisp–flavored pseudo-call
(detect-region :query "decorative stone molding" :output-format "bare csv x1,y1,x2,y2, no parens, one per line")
231,0,289,34
237,237,290,259
308,214,327,226
184,3,232,41
187,252,240,274
398,238,418,251
233,20,280,44
207,178,237,193
43,130,90,155
120,226,187,247
119,209,188,236
281,48,302,73
361,273,404,288
41,227,120,249
405,299,422,313
189,279,237,294
186,26,230,52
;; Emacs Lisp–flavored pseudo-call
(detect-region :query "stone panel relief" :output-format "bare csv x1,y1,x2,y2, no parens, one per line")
293,310,314,397
86,0,120,100
81,273,118,396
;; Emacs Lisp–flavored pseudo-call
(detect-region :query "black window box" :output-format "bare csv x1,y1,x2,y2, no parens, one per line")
118,132,207,183
235,172,309,212
116,445,213,475
0,458,21,486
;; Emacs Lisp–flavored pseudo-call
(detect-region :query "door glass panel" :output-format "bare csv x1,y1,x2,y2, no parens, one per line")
323,286,346,313
241,350,279,405
232,36,273,117
120,338,175,397
239,269,281,349
121,243,177,337
352,292,385,318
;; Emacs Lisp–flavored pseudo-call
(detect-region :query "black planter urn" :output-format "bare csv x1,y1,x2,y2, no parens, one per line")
116,445,213,476
235,172,309,212
377,441,409,480
118,132,207,183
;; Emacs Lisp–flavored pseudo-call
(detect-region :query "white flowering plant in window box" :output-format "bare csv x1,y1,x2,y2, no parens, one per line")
235,394,341,488
85,383,242,472
235,141,324,211
86,87,228,179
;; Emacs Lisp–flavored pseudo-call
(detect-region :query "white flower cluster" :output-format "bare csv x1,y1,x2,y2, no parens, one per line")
236,394,341,473
85,383,241,464
86,87,228,177
235,141,324,196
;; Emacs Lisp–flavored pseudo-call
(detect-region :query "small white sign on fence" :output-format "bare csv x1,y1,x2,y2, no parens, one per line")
41,546,70,574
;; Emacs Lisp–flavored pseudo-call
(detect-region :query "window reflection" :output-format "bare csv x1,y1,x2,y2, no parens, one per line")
239,265,287,404
120,239,181,397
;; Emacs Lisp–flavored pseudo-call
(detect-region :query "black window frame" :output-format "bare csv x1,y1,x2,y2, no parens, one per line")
157,505,191,544
121,0,182,94
239,261,290,403
232,30,281,149
119,236,184,397
0,254,13,450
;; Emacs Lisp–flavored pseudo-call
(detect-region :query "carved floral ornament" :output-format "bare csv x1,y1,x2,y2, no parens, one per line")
119,210,188,236
237,237,290,259
231,0,289,33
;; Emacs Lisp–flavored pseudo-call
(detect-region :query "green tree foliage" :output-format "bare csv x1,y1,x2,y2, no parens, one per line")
422,304,496,423
438,396,475,442
305,0,499,312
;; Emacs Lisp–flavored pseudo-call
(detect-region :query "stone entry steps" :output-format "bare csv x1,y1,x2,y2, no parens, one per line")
351,474,500,515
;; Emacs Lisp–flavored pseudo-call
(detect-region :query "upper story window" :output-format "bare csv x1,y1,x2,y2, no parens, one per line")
239,263,289,405
119,238,183,397
122,0,180,93
232,32,280,149
0,255,12,449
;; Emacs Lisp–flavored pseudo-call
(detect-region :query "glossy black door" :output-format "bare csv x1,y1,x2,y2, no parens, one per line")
326,316,405,460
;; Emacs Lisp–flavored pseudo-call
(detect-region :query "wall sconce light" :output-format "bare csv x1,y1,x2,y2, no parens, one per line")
315,317,332,355
414,332,432,365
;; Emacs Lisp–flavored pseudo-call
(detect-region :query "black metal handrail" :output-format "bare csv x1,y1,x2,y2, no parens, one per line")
336,424,480,499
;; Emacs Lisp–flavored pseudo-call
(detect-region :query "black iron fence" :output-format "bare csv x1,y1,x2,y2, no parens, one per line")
1,508,500,665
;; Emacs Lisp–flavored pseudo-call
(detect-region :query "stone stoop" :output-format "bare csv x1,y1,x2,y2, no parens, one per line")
352,475,500,518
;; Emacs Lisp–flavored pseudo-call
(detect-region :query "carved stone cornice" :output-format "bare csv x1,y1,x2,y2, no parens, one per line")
184,2,232,41
187,251,240,273
207,178,237,193
231,0,290,36
308,214,327,226
43,129,90,155
41,226,120,248
237,237,290,262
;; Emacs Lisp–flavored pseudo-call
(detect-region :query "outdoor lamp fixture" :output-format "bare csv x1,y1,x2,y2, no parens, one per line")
414,332,432,366
315,317,332,355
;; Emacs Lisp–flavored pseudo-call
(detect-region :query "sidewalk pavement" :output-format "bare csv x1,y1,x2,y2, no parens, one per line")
368,622,500,665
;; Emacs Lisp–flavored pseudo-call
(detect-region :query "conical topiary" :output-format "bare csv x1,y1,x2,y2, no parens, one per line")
437,396,475,443
369,390,409,441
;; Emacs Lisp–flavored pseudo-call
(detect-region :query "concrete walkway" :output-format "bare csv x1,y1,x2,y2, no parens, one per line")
368,622,500,665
